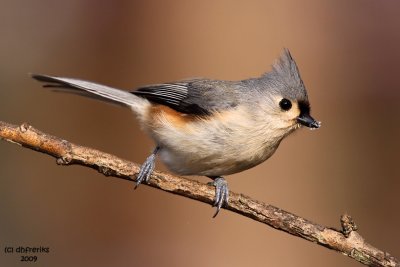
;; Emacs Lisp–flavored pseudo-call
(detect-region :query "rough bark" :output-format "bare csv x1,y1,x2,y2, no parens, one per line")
0,121,398,267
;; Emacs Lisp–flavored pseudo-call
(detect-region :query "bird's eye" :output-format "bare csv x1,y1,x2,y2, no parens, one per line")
279,98,292,111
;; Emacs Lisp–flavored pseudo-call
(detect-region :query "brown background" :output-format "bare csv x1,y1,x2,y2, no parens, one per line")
1,1,399,266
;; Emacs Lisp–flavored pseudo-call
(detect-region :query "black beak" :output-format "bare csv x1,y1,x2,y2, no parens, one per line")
297,113,321,129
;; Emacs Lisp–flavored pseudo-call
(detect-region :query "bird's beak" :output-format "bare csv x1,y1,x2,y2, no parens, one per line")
297,113,321,129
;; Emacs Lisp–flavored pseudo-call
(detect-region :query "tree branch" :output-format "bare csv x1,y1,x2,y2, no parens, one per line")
0,120,398,267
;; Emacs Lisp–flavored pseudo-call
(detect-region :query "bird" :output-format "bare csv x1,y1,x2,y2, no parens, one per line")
32,48,320,217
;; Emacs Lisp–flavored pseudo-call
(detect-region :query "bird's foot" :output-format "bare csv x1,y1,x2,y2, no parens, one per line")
135,146,159,188
208,176,229,217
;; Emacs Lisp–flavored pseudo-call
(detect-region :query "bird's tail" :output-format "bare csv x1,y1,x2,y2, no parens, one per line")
31,74,149,115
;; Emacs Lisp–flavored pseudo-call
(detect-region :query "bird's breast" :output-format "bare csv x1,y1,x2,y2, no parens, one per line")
143,105,285,176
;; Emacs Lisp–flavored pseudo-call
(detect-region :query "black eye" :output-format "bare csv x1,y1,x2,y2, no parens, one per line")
279,98,292,111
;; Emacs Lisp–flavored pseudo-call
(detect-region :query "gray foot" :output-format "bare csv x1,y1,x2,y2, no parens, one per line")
135,147,159,188
208,176,229,217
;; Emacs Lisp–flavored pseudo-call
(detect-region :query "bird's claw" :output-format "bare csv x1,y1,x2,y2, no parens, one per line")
208,177,229,217
135,148,159,188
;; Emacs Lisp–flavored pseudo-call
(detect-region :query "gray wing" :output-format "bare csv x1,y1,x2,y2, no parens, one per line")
132,79,239,115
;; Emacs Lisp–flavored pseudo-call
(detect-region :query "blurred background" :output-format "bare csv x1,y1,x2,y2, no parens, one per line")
1,0,399,266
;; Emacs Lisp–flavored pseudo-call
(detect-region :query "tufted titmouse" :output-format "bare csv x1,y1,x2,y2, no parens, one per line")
32,49,320,216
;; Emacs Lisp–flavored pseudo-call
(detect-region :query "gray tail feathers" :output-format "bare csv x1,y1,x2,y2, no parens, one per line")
31,74,147,110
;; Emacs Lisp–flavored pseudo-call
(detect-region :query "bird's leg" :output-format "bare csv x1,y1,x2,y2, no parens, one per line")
135,146,160,188
207,176,229,217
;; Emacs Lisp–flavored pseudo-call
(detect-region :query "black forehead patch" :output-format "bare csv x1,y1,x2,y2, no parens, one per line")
298,100,310,115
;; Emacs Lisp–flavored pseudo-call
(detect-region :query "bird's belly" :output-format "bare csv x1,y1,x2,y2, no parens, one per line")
145,105,282,176
159,145,275,176
155,126,279,176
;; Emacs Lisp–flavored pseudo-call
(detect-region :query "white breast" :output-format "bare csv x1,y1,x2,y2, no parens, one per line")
142,105,294,177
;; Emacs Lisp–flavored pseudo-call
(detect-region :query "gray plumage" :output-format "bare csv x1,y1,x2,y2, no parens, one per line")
132,48,309,116
133,80,240,115
33,49,309,117
32,48,320,216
